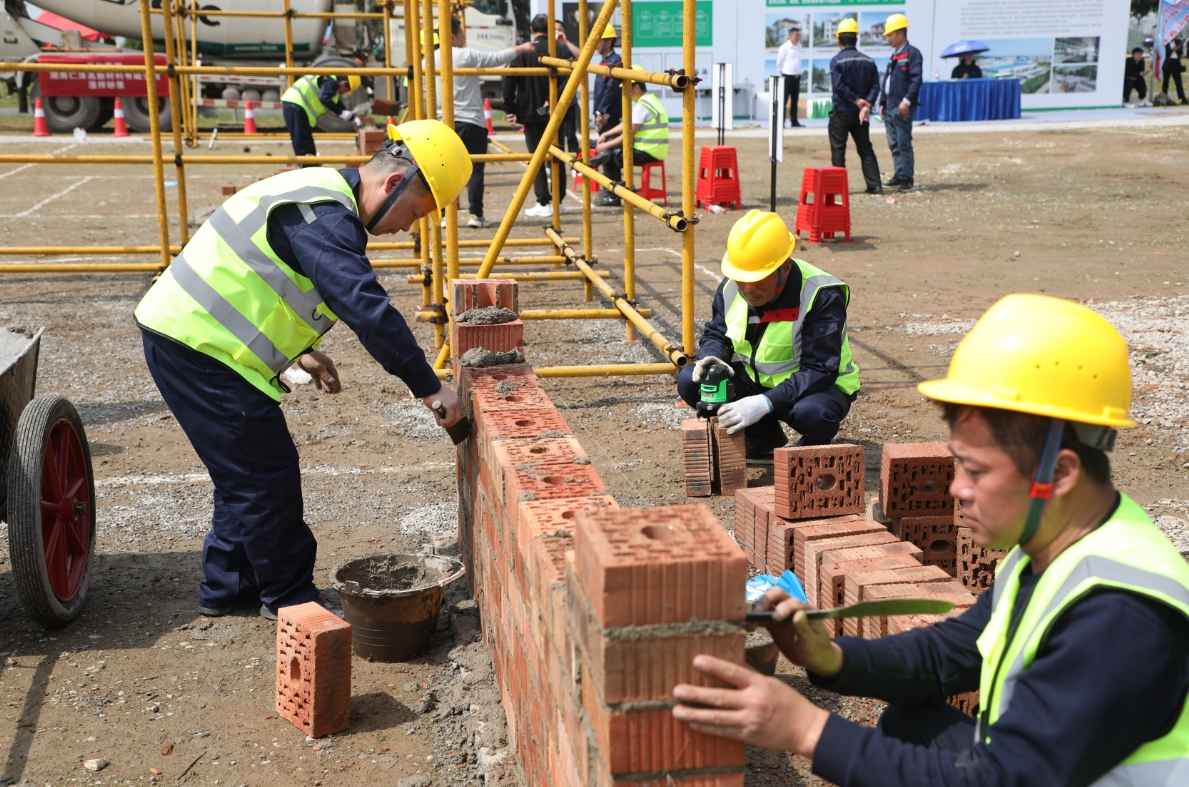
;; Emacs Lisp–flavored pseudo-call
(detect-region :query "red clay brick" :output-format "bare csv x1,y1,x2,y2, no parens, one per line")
956,526,1008,594
892,515,958,575
818,541,924,575
473,386,556,416
355,127,386,153
765,513,861,576
503,462,607,520
948,691,980,717
682,418,713,497
453,319,526,357
865,496,892,525
479,409,572,450
733,488,758,556
820,552,924,610
773,444,865,520
839,565,951,635
711,418,746,496
799,530,898,607
220,184,237,196
574,505,748,627
452,278,518,314
880,442,955,516
791,519,889,579
275,602,351,738
586,699,746,775
860,581,974,638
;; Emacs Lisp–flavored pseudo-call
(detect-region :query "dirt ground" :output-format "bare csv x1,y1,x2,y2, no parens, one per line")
1,118,1188,787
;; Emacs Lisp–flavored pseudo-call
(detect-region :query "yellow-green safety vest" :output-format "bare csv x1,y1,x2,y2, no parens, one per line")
282,74,333,127
633,91,669,161
135,168,355,401
722,259,860,395
976,493,1189,784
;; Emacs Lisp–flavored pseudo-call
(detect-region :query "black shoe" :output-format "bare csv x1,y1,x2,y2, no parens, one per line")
261,591,343,622
790,121,803,127
883,175,903,187
594,193,621,207
897,179,915,192
745,429,790,462
587,151,611,169
865,186,883,195
199,596,260,617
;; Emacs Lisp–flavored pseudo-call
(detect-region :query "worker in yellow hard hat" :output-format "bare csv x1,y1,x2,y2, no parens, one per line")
829,15,883,193
135,119,472,621
675,211,859,459
673,294,1189,785
880,12,923,191
281,70,365,158
593,24,623,138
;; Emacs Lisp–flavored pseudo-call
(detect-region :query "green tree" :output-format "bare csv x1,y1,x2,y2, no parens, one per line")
1132,0,1159,18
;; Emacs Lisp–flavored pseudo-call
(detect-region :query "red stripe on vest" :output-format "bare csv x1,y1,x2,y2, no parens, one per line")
758,308,799,324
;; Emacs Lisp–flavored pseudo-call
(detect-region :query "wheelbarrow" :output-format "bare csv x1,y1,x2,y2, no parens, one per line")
1,327,95,628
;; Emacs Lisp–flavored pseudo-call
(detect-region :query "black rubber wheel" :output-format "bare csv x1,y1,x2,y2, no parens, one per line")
30,80,101,134
8,395,96,628
121,96,173,133
90,98,115,132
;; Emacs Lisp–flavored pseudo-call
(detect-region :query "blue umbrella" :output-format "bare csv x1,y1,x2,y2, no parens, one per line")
940,40,990,59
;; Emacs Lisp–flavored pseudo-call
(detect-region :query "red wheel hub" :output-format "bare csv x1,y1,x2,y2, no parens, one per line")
39,417,91,601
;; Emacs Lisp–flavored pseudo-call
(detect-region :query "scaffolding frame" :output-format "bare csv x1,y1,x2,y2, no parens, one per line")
0,0,699,380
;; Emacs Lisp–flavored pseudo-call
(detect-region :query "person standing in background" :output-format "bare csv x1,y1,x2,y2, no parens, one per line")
504,14,559,218
951,52,982,80
828,19,882,194
777,27,804,127
592,26,623,206
879,13,922,193
1164,39,1187,103
555,19,582,155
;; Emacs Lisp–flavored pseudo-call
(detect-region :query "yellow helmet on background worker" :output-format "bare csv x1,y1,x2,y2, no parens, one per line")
602,25,618,40
420,26,440,49
720,210,796,283
344,75,361,93
884,13,910,35
386,120,473,209
836,18,859,36
918,294,1135,428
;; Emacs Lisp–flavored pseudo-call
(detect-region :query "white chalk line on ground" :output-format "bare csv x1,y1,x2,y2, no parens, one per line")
4,176,95,218
95,461,454,488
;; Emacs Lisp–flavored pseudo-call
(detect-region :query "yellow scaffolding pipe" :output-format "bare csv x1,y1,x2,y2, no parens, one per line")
0,154,529,165
282,0,295,89
540,57,691,90
0,246,183,256
549,146,687,231
474,0,618,280
432,362,676,381
159,0,189,245
622,0,636,341
681,0,696,354
371,255,567,268
369,237,573,250
0,63,551,77
439,0,460,366
172,8,385,19
421,0,445,349
139,0,171,270
519,308,652,320
545,228,688,367
578,0,593,305
407,271,610,283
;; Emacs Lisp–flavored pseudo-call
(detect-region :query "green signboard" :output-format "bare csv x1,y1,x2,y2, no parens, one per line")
767,0,901,6
632,1,712,47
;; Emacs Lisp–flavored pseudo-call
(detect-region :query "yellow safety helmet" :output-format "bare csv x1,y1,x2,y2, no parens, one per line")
720,210,796,283
884,13,910,35
346,75,361,93
385,120,473,209
602,25,618,40
918,294,1135,428
836,17,859,36
420,26,440,49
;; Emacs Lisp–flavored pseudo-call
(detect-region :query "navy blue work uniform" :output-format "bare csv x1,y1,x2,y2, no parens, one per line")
676,272,852,446
140,168,440,614
829,46,882,192
879,43,923,184
282,77,349,158
807,497,1189,786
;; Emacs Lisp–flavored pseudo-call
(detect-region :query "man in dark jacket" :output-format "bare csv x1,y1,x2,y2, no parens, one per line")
592,25,623,206
828,19,882,194
1164,39,1187,103
503,14,555,216
879,13,923,192
1125,48,1148,103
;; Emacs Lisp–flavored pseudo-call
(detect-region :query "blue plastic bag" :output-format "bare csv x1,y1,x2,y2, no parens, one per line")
745,569,807,604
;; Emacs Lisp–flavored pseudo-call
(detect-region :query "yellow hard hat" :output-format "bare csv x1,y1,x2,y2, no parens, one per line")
602,25,617,40
420,27,440,48
884,13,910,35
346,75,361,92
918,294,1135,428
720,210,796,283
836,18,859,36
386,120,473,209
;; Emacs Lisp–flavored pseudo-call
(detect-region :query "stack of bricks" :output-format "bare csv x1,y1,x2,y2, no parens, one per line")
451,279,525,359
455,278,748,786
956,502,1008,593
873,443,960,575
680,417,746,497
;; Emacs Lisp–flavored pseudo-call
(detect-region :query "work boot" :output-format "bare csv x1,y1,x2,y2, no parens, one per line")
745,429,789,462
587,150,612,169
260,591,343,622
594,193,621,207
883,175,902,187
865,186,883,195
897,179,915,192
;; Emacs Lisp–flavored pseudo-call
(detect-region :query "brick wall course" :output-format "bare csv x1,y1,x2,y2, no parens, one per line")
880,442,956,516
275,602,352,738
774,444,865,520
453,319,526,358
453,278,518,314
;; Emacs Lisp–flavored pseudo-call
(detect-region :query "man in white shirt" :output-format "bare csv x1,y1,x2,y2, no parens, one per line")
438,16,534,227
776,27,804,128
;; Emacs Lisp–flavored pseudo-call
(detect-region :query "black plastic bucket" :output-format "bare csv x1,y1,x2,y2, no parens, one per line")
332,553,465,662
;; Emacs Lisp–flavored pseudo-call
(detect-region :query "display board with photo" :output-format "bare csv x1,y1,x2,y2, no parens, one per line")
765,12,808,49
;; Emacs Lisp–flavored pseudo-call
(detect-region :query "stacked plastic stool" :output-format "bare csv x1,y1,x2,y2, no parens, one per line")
636,160,667,205
573,149,600,194
793,166,851,243
695,146,742,210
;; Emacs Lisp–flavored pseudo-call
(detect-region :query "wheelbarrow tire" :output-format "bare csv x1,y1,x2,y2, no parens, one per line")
8,395,96,628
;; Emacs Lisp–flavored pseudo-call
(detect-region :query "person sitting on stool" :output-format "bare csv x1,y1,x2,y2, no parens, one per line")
588,65,668,208
676,211,860,460
282,73,362,159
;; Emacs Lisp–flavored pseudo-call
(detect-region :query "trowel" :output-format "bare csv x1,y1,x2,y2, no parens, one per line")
745,597,955,622
432,401,471,446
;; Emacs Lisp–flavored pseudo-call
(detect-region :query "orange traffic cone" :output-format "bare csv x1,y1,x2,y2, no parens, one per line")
32,96,50,137
483,98,495,134
112,97,130,137
243,98,257,134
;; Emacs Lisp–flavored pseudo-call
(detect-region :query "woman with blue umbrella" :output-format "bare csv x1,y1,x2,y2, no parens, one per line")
942,40,989,80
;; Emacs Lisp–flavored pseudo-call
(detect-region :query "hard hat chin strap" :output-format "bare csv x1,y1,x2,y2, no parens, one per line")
1019,418,1066,545
365,160,421,234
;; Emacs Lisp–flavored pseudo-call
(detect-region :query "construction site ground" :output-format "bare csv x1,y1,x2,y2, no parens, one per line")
2,120,1188,787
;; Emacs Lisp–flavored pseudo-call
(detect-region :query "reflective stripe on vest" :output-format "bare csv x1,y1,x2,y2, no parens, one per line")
281,74,331,127
976,494,1189,784
135,169,357,400
722,260,859,393
633,92,669,160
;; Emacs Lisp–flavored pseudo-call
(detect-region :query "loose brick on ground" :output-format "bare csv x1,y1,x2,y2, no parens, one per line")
839,565,951,635
798,530,898,607
682,418,713,497
774,444,865,520
880,442,956,516
711,418,746,495
275,602,352,738
791,519,890,580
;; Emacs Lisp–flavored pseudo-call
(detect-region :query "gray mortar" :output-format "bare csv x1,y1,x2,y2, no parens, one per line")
493,380,524,396
456,306,518,325
573,457,591,465
603,619,746,641
459,347,526,367
0,325,38,371
332,553,463,599
531,430,569,440
517,491,538,502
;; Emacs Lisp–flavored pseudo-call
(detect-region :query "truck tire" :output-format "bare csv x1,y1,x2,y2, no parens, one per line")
30,80,101,134
91,98,115,132
121,96,172,133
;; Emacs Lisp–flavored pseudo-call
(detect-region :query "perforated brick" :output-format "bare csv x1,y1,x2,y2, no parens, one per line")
765,513,861,576
891,515,959,575
574,505,748,627
503,462,607,521
479,409,572,443
453,319,526,357
585,698,746,776
839,565,951,635
711,418,746,496
682,419,713,497
472,386,556,416
452,278,518,314
791,519,889,580
774,444,865,520
880,442,955,516
957,526,1008,594
820,552,924,609
276,603,351,738
798,529,897,608
860,581,974,638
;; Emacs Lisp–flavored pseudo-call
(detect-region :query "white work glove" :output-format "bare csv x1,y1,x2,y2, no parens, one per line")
340,110,355,121
352,115,363,128
717,394,773,435
692,356,734,383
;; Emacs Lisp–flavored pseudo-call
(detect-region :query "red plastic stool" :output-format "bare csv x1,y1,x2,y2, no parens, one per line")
636,160,667,205
793,166,850,243
572,149,601,194
695,145,742,210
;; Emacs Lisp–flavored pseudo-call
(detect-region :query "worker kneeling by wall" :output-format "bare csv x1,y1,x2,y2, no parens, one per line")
676,210,860,461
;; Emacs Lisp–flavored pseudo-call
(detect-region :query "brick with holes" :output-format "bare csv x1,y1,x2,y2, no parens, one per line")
682,418,713,497
957,526,1008,594
880,442,956,516
711,418,746,495
891,515,959,575
276,602,352,737
774,444,865,520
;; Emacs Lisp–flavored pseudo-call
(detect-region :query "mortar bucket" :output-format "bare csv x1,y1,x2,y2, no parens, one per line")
332,553,465,662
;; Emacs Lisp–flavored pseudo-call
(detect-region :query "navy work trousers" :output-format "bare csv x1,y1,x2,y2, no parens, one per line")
283,102,318,159
676,363,851,446
142,333,319,612
884,105,916,181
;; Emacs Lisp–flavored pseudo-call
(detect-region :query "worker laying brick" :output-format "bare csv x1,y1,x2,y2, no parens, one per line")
675,211,860,460
135,120,470,621
281,73,363,159
673,294,1189,785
